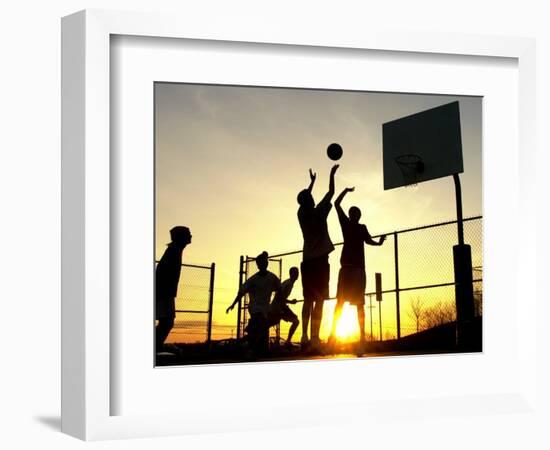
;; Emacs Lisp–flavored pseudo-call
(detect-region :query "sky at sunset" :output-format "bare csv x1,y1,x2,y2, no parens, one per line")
154,83,482,343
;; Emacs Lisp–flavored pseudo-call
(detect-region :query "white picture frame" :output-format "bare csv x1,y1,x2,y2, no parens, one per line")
61,9,538,441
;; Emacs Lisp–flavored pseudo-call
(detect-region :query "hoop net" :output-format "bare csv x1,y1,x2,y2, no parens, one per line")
395,154,425,188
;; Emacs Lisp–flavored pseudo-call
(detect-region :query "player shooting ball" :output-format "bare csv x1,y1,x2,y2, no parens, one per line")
297,164,339,351
328,187,386,350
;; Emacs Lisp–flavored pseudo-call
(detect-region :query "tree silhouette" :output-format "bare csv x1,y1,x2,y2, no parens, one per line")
423,300,456,328
408,297,425,333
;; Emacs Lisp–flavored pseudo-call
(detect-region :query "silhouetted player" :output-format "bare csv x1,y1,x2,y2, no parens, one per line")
155,226,192,351
297,164,339,349
268,267,300,347
227,251,281,356
329,188,386,347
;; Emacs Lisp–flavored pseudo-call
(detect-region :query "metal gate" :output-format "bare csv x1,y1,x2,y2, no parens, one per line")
156,261,216,344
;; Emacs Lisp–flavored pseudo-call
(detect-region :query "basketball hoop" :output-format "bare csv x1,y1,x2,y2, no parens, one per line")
395,154,425,187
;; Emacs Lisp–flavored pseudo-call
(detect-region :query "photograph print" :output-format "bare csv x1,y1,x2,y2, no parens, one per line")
154,83,482,366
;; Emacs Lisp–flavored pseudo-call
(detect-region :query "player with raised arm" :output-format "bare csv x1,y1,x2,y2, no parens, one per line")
296,164,339,351
328,187,386,350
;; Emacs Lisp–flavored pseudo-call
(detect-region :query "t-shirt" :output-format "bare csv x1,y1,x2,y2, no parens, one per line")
337,208,370,268
269,278,294,314
155,244,183,300
239,271,281,317
298,195,335,261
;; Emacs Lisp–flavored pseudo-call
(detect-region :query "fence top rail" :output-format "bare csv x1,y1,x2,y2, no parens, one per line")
258,215,482,259
155,261,213,270
181,262,213,270
389,215,482,236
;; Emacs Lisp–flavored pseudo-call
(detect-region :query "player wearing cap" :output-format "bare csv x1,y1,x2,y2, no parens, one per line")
155,226,192,351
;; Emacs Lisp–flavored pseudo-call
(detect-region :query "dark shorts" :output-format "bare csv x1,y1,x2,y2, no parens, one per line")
268,305,298,327
244,313,270,354
336,265,366,305
301,255,330,301
245,313,269,336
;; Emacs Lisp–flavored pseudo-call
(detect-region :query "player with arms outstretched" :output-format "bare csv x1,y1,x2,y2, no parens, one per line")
227,251,281,356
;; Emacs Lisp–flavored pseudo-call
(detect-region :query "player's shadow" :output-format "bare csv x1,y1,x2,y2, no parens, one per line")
34,415,61,431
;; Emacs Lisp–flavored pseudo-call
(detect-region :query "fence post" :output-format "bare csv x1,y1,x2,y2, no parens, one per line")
394,232,401,340
236,255,244,339
275,258,282,345
207,263,215,346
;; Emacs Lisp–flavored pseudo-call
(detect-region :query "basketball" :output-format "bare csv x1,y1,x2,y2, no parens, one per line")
327,143,343,161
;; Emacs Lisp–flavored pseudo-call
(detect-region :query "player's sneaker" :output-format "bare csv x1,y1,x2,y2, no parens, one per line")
310,336,325,355
157,343,178,356
284,341,297,351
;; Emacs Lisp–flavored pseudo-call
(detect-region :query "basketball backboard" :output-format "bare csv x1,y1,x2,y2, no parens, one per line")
382,101,464,190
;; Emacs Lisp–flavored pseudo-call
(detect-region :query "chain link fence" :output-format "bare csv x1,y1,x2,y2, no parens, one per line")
155,262,215,344
238,216,482,342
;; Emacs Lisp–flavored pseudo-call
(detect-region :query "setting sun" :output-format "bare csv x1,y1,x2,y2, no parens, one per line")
334,304,360,342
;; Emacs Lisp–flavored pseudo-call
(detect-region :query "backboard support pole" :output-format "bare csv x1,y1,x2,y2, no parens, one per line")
452,173,475,349
453,173,465,245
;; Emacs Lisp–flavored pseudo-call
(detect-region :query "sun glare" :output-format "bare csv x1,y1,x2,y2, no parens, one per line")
334,303,360,342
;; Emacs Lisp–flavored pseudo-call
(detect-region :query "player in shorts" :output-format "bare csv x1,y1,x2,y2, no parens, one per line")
328,187,386,347
268,267,300,347
226,251,281,356
297,164,339,350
